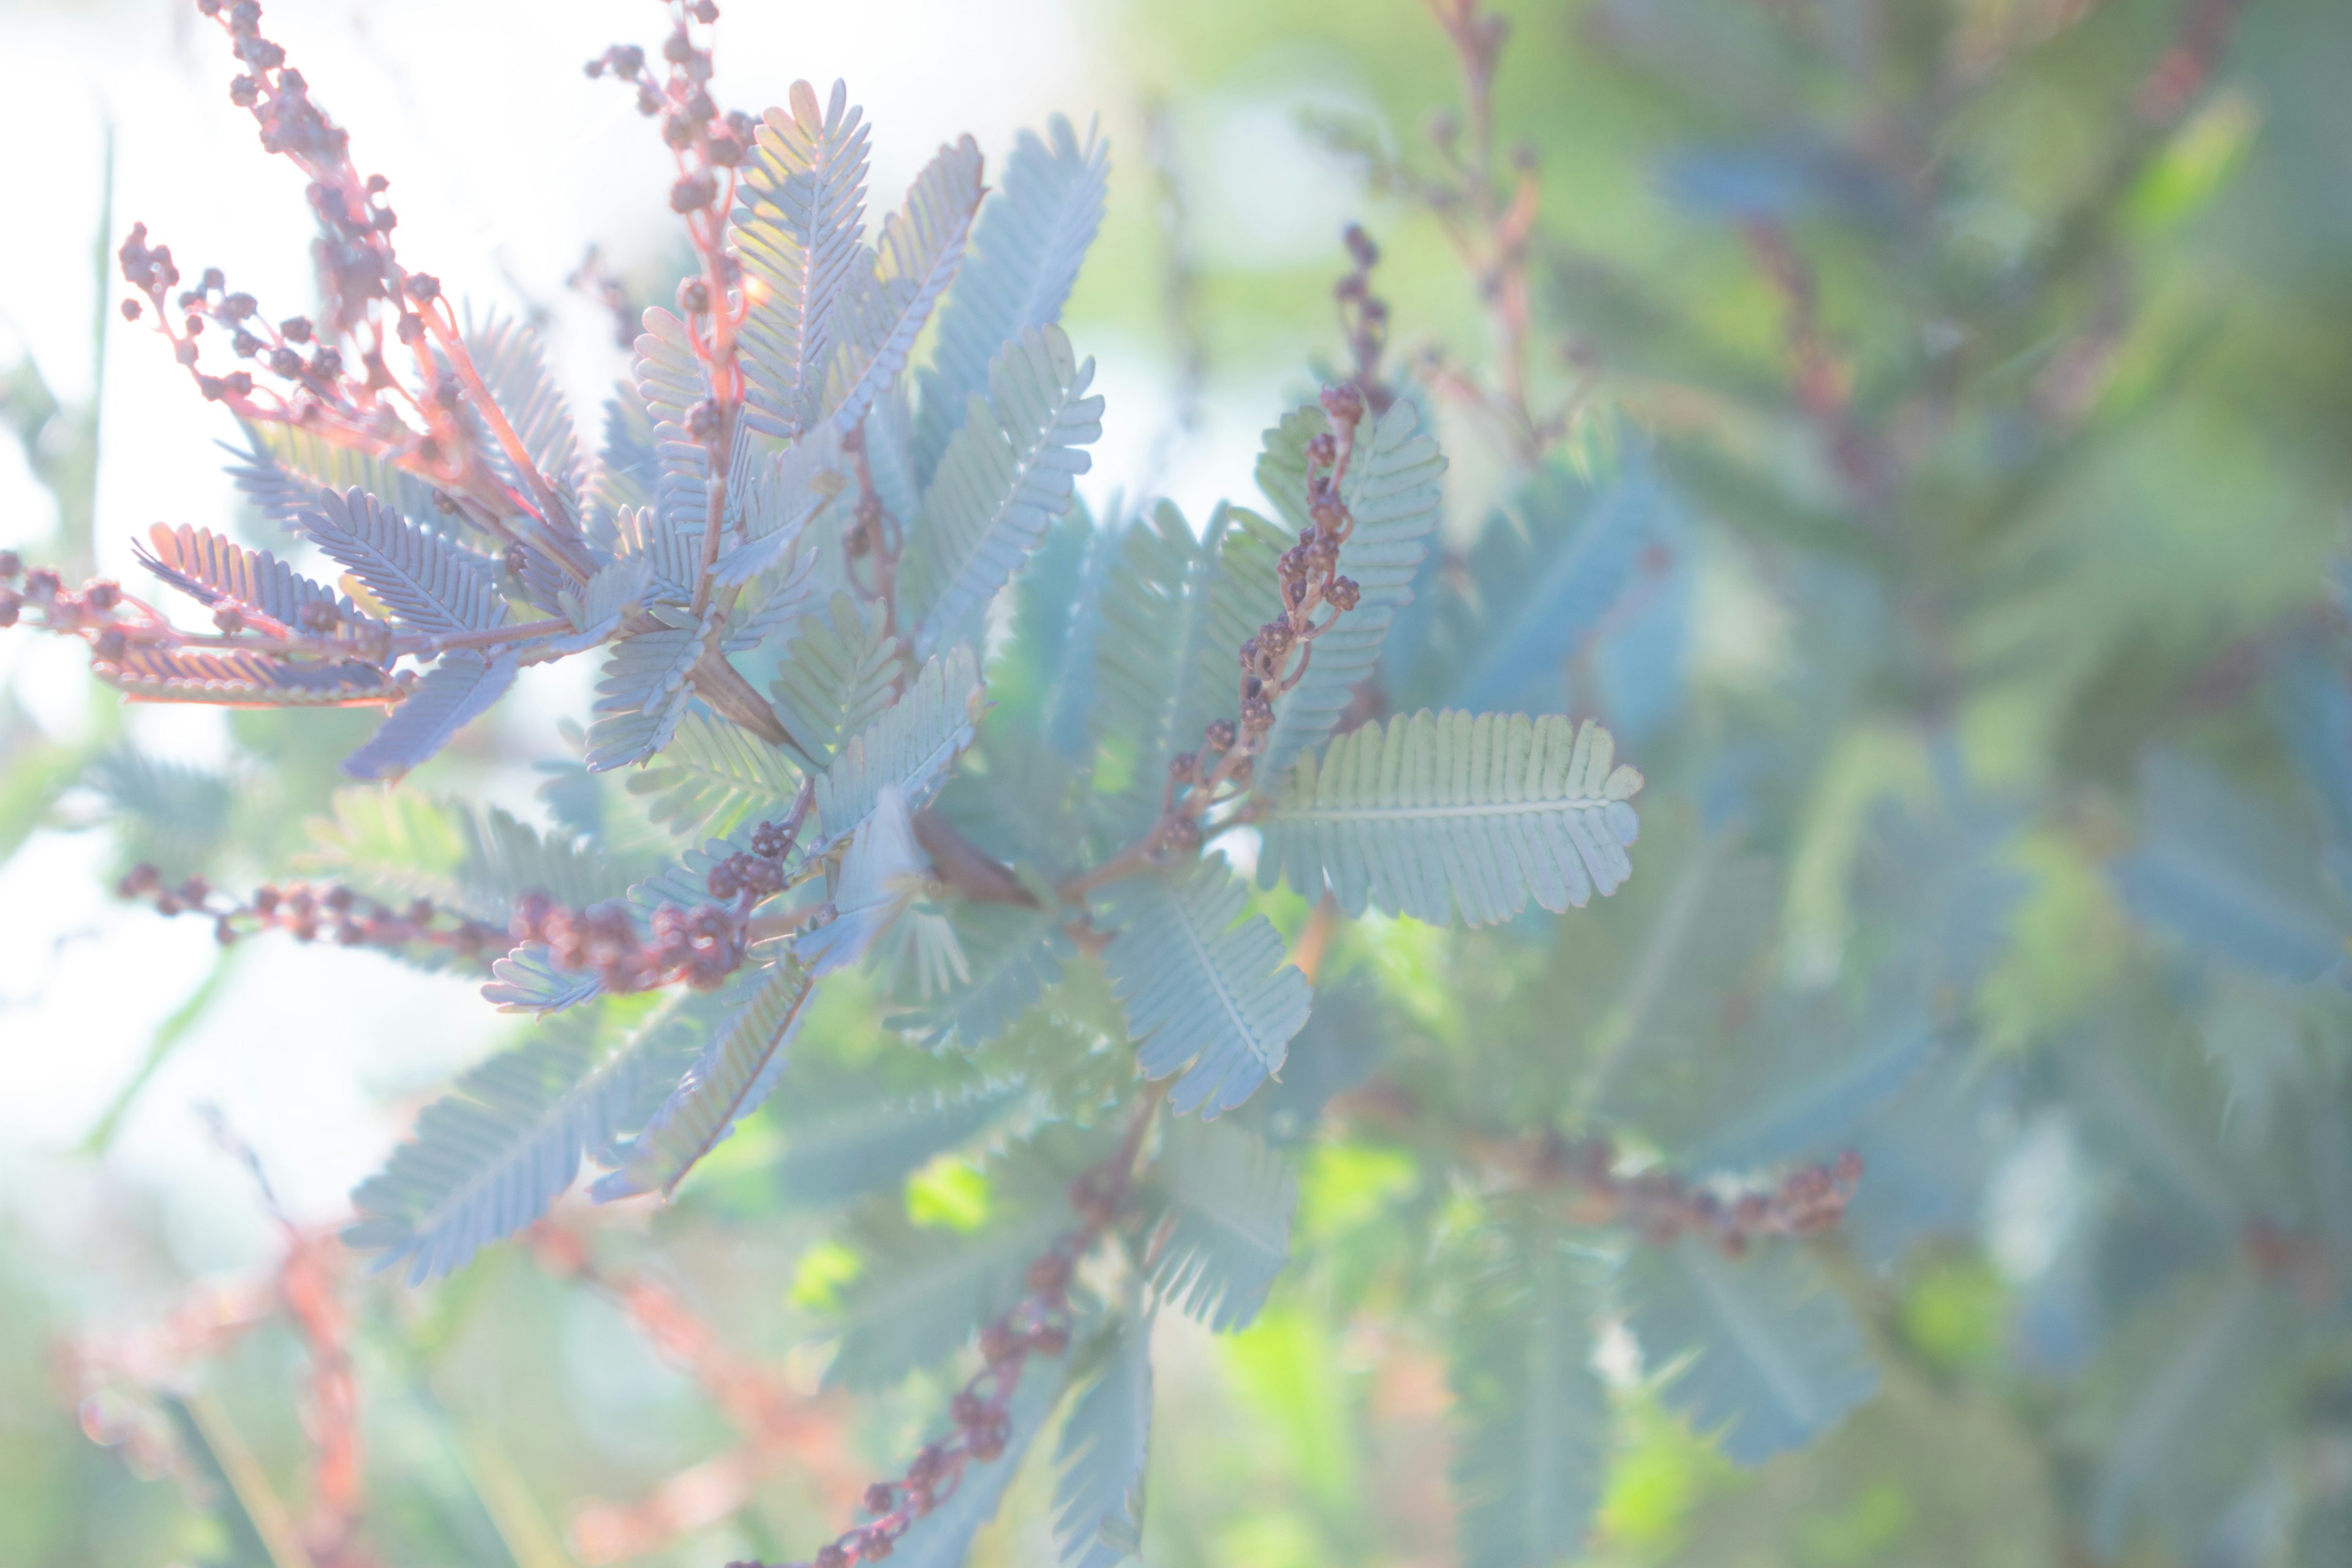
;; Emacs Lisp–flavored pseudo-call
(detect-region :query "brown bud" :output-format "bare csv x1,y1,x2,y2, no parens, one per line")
1161,815,1202,858
863,1482,896,1515
1319,382,1366,428
1204,718,1237,752
1026,1252,1074,1295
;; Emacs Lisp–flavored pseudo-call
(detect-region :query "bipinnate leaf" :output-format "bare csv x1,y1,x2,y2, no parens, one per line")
915,114,1108,483
462,312,585,503
591,961,815,1200
1252,396,1446,777
1101,864,1313,1118
821,135,986,432
725,546,826,655
771,590,901,771
627,711,802,838
2110,752,2345,983
94,646,399,707
902,324,1103,660
135,522,344,631
345,1000,707,1283
1140,1117,1295,1332
585,609,717,772
340,651,519,781
1436,461,1679,715
712,431,844,587
815,644,984,835
1450,1232,1608,1568
229,422,447,545
309,792,627,926
1619,1237,1877,1465
1054,1310,1154,1568
1679,998,1939,1175
1259,711,1645,926
482,946,603,1016
297,485,508,635
554,556,655,652
736,78,871,440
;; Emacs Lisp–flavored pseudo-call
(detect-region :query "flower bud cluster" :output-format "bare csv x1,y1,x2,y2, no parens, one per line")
118,864,505,962
0,558,135,644
1333,224,1395,415
509,894,744,994
1566,1137,1864,1257
589,6,750,218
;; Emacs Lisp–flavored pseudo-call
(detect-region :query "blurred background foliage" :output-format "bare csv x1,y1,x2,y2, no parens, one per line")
4,0,2351,1565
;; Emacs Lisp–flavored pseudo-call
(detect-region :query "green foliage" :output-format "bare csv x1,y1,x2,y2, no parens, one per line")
767,589,900,769
23,2,2352,1562
1139,1117,1296,1332
1449,1231,1609,1568
1259,710,1645,925
1619,1239,1879,1468
1055,1310,1155,1568
591,961,815,1199
1101,864,1316,1118
344,998,706,1282
899,323,1104,658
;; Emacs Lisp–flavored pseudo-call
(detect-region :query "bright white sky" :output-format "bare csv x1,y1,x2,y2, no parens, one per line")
0,0,1382,1280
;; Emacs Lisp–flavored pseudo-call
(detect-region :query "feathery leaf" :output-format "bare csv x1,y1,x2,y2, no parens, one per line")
592,960,815,1200
1259,710,1645,925
1101,863,1313,1117
345,999,709,1283
902,324,1103,660
771,590,901,771
815,644,984,836
296,486,508,635
1141,1117,1294,1331
770,1077,1028,1210
736,79,871,439
1450,1231,1608,1568
1090,501,1283,842
585,609,717,772
626,711,802,838
914,114,1108,483
1619,1237,1877,1466
824,1127,1107,1389
822,137,986,432
1054,1310,1154,1568
94,646,399,707
134,522,342,631
341,651,519,780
